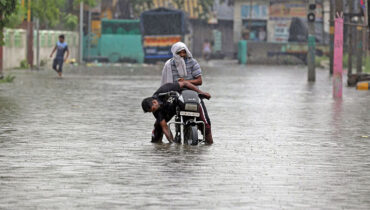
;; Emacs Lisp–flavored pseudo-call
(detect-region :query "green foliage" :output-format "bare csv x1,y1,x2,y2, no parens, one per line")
64,13,78,30
0,74,16,83
81,0,99,7
315,55,329,68
20,59,29,69
315,54,370,72
5,3,26,28
73,0,99,7
32,0,65,27
40,59,47,67
0,0,18,45
364,56,370,73
197,0,215,20
343,53,358,69
130,0,153,17
172,0,184,8
343,53,348,69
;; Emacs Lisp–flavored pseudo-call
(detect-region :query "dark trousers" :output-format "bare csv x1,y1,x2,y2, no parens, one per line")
52,58,64,72
200,99,211,126
199,99,211,136
151,101,211,142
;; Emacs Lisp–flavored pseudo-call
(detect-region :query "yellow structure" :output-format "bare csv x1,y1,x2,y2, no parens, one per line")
152,0,204,19
357,82,370,90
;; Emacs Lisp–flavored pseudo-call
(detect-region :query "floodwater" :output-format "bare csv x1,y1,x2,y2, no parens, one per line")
0,61,370,209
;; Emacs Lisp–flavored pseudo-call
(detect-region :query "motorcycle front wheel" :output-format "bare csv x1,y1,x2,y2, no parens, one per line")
185,125,198,145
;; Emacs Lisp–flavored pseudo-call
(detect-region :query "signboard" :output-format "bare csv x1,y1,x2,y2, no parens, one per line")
143,35,181,47
241,4,268,20
268,20,290,42
269,0,306,20
267,1,323,43
269,0,323,21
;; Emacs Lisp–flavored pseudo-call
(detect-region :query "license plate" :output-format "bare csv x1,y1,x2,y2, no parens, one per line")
180,111,200,117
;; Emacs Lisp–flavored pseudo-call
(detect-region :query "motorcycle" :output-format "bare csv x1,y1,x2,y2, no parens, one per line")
158,90,206,145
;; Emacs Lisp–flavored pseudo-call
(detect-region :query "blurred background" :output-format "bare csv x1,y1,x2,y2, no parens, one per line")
1,1,370,209
0,1,369,74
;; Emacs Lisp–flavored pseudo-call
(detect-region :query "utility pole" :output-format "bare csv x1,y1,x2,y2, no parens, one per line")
329,0,335,75
79,1,84,64
348,0,353,77
307,0,316,82
356,1,363,75
87,7,91,61
248,0,253,39
362,0,368,58
356,25,363,74
0,48,2,79
26,0,33,68
35,18,40,70
0,28,3,78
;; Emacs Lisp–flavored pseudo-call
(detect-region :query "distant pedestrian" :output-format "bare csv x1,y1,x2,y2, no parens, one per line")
258,28,266,42
202,39,212,61
49,34,69,77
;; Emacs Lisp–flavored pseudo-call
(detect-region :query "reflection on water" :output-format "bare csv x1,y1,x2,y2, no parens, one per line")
0,64,370,209
0,96,19,138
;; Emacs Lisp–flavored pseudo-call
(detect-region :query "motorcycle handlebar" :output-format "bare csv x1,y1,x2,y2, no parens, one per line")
158,91,179,97
158,91,209,100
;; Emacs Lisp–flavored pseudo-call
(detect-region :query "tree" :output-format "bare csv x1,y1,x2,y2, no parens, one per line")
32,0,65,28
0,0,19,45
72,0,99,8
130,0,153,17
32,0,98,29
62,0,98,31
64,13,78,30
80,0,98,7
197,0,215,20
5,3,26,28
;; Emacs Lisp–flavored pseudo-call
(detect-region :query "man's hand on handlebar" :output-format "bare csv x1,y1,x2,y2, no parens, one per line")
179,81,211,100
199,92,211,100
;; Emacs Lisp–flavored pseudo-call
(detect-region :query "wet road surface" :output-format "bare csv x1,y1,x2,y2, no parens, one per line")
0,62,370,209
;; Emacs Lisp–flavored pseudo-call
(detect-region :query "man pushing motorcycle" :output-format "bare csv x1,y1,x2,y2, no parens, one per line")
160,42,213,144
141,81,212,144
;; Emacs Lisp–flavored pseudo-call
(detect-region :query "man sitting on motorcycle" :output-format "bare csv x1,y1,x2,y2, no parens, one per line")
161,42,213,144
141,81,212,144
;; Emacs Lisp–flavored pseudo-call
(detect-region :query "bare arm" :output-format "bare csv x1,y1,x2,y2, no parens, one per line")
64,49,69,61
186,76,202,86
50,46,57,58
178,81,211,99
160,120,173,143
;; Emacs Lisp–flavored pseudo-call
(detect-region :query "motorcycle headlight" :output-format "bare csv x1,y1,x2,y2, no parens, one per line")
185,103,198,112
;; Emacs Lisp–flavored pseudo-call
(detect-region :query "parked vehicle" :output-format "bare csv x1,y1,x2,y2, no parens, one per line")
140,8,186,63
84,19,144,63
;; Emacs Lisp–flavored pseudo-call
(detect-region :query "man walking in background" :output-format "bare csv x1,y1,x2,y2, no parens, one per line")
50,34,69,77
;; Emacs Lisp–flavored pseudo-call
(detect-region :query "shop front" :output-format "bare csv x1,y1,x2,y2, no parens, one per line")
234,0,327,64
235,0,324,44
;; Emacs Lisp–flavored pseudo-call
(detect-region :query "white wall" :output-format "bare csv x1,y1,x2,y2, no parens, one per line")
3,29,27,69
3,29,79,69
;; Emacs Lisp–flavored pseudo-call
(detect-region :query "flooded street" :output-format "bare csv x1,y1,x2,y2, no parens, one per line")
1,62,370,209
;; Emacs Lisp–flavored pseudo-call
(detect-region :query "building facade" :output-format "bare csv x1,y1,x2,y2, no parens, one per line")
233,0,327,45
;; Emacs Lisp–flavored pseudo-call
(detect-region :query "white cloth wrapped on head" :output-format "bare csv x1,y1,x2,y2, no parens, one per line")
161,42,193,86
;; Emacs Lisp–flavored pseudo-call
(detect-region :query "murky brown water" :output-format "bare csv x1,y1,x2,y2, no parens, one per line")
1,62,370,209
